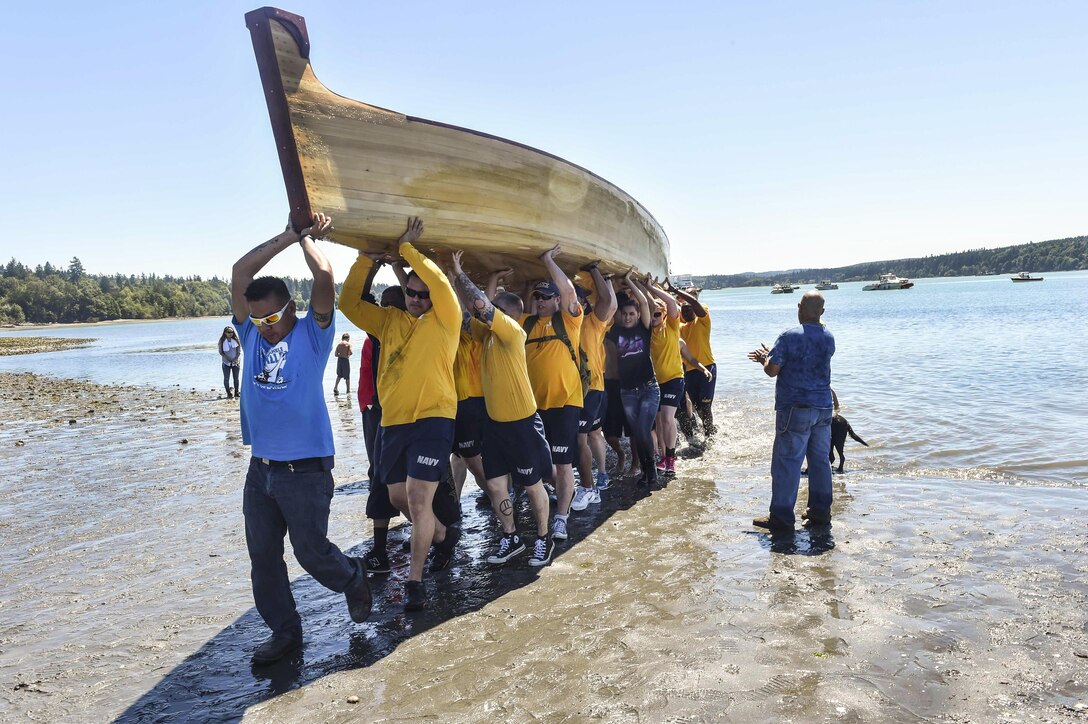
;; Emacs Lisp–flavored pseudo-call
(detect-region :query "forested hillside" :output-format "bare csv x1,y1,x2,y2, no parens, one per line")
0,258,367,324
694,235,1087,289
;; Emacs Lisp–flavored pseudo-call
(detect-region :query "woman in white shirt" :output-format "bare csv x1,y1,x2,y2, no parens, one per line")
218,326,241,399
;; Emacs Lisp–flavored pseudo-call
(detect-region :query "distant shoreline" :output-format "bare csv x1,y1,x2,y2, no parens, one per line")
1,316,227,332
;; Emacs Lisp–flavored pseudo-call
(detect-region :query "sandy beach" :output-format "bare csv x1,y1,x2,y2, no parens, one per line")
1,371,1085,722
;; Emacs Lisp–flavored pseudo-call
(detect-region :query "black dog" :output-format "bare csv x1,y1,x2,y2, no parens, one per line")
830,414,867,473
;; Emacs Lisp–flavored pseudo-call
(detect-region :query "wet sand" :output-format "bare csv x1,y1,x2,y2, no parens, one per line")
1,372,1086,722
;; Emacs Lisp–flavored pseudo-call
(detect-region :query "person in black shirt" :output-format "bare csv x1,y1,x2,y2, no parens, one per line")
606,272,660,487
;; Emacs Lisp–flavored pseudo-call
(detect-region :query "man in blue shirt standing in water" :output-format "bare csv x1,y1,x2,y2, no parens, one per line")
231,212,372,665
748,291,835,533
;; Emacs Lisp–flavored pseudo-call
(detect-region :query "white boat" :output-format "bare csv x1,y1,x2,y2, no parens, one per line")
1010,272,1043,282
815,280,838,290
863,273,914,291
771,283,794,294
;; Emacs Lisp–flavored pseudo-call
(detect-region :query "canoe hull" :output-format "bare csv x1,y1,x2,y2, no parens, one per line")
244,8,670,284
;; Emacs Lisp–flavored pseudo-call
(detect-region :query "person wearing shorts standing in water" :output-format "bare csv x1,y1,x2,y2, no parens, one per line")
339,217,461,612
450,251,555,566
333,333,352,395
673,283,717,437
645,277,685,478
520,245,584,543
571,263,617,510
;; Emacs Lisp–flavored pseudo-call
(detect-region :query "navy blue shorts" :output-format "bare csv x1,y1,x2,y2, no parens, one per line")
685,363,717,405
378,417,455,484
538,405,581,465
658,377,686,409
453,396,485,458
578,389,606,433
602,379,629,438
482,413,552,487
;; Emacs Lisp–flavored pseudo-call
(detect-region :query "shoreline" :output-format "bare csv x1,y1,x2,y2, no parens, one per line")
1,372,1085,722
1,315,228,331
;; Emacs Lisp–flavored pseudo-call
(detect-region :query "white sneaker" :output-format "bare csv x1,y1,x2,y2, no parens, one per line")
570,486,593,511
552,516,568,540
586,488,601,506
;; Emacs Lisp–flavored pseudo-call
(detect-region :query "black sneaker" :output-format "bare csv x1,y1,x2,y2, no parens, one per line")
528,536,554,567
363,548,391,575
344,557,373,623
486,533,525,564
429,525,462,572
404,580,426,611
251,633,302,665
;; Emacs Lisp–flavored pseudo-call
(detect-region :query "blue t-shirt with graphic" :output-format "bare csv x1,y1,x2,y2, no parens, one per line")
233,312,335,460
768,323,835,409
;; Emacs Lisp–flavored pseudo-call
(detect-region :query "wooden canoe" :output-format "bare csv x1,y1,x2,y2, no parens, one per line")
244,7,671,286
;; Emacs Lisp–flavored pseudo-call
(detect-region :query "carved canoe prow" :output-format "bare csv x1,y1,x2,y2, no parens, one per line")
245,7,671,285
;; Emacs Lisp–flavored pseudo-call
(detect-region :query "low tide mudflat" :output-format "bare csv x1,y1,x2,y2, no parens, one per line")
1,372,1085,722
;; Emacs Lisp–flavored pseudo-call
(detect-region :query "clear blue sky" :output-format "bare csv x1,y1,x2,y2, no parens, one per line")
4,1,1085,281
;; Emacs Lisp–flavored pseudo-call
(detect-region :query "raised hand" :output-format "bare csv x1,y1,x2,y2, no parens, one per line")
301,212,334,240
400,216,424,245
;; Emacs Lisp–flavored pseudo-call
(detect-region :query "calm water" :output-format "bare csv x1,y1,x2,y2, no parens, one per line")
2,271,1086,485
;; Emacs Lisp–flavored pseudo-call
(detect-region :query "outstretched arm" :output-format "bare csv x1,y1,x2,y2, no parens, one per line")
486,266,513,300
625,272,653,328
390,259,410,288
300,214,335,328
670,283,706,317
680,338,712,379
643,274,679,318
339,251,389,336
583,262,616,322
451,251,495,326
541,245,579,316
397,217,461,329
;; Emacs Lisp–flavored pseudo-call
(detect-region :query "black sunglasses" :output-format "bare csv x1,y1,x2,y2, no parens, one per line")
532,293,557,301
404,287,431,300
653,311,663,318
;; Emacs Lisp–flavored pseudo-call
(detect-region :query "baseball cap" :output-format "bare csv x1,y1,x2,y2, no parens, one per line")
532,280,560,297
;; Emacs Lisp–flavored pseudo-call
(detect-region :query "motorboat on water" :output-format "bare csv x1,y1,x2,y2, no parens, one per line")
1010,272,1043,282
771,283,794,294
863,273,914,291
815,280,838,290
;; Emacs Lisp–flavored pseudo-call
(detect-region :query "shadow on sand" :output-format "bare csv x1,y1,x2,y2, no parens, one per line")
116,477,654,722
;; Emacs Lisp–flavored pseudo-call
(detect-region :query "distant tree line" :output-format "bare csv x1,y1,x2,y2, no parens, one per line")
693,235,1088,289
0,258,382,325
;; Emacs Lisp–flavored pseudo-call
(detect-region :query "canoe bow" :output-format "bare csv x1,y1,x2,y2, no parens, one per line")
244,6,671,285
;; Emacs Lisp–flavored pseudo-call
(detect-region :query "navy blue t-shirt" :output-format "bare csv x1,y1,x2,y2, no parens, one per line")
607,323,656,390
234,311,336,460
768,323,835,409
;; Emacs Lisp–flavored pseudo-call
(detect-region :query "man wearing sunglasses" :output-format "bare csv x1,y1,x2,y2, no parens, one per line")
521,245,584,542
230,212,373,666
339,217,461,612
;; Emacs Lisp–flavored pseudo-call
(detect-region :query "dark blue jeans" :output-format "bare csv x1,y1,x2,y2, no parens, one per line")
621,380,660,479
243,456,361,638
222,364,239,394
770,406,834,525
